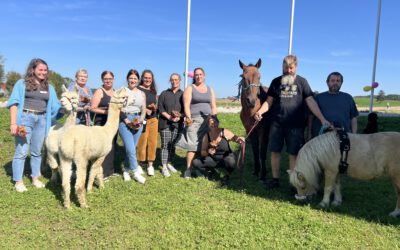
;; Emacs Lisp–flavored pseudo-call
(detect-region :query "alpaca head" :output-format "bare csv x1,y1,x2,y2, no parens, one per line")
60,85,79,112
110,87,129,109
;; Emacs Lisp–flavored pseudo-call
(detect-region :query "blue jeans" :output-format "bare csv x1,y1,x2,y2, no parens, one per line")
12,112,46,181
118,114,143,172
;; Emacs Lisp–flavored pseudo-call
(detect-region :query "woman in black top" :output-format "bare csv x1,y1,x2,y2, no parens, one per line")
136,69,158,176
157,73,184,177
192,115,244,185
90,71,117,179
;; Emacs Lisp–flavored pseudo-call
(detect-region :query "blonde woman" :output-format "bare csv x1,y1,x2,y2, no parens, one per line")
68,68,93,125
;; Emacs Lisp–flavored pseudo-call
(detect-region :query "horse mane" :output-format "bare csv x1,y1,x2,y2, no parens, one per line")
295,132,340,189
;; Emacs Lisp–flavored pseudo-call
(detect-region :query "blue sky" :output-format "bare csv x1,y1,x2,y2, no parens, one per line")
1,0,399,97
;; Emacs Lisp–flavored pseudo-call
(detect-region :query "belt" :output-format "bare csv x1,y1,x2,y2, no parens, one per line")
23,109,46,115
125,112,141,116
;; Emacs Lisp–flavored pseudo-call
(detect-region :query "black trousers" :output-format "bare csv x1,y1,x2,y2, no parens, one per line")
192,153,235,174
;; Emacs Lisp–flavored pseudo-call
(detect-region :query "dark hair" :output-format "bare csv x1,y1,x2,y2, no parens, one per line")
101,70,114,80
207,114,219,126
192,67,205,84
24,58,49,91
326,72,343,83
126,69,140,81
140,69,157,94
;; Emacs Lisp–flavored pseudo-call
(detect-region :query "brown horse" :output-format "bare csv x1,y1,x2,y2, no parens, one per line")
239,59,270,181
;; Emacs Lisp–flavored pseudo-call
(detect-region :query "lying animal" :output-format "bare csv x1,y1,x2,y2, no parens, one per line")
289,131,400,217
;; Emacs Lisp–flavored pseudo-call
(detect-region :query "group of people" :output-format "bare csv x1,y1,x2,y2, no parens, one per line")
7,58,245,192
7,55,360,193
254,55,359,189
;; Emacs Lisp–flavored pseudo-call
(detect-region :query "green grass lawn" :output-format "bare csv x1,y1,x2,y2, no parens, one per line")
1,109,400,249
354,97,400,107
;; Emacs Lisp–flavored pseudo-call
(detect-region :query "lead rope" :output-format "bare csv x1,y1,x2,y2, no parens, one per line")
237,119,260,186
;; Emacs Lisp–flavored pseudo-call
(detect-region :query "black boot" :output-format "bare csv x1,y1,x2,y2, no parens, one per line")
221,175,230,186
266,178,280,189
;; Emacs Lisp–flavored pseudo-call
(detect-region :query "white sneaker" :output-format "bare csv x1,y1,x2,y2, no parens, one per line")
167,163,178,173
184,169,192,179
133,172,146,184
123,171,131,182
161,166,171,177
32,180,45,188
15,183,28,192
147,166,155,176
137,165,145,175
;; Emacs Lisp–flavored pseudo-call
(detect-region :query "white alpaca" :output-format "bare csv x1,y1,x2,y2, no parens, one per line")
45,85,79,182
58,88,128,209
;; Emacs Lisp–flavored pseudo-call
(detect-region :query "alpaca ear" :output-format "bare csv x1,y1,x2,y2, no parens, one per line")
62,84,68,93
114,87,124,95
73,84,79,93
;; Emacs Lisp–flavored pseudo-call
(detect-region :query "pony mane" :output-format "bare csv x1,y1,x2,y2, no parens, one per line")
295,131,340,189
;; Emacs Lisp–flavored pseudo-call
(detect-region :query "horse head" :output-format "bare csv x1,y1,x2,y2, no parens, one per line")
239,58,262,109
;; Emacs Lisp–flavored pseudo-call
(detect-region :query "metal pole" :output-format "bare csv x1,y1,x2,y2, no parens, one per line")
369,0,382,113
288,0,295,55
184,0,191,88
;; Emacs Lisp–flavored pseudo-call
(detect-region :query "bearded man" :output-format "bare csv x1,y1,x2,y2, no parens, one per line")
254,55,329,189
309,72,359,138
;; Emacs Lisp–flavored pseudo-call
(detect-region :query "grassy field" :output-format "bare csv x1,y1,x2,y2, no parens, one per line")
216,97,400,113
354,97,400,107
1,108,400,249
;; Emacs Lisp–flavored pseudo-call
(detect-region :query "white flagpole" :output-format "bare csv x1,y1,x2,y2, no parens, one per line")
184,0,191,88
369,0,382,113
288,0,295,55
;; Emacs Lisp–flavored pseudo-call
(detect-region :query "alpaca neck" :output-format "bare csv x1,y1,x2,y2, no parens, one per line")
63,110,77,128
103,103,120,137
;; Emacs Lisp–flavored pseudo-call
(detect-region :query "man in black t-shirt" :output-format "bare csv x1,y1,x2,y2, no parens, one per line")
254,55,329,189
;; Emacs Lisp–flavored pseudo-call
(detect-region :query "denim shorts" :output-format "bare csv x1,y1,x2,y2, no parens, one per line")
268,122,305,155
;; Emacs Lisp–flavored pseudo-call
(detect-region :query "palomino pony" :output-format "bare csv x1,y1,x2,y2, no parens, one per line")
239,59,270,181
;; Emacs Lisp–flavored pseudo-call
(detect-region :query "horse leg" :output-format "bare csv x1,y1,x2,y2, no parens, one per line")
75,158,88,208
249,132,261,177
59,157,72,209
331,177,342,206
389,176,400,217
319,170,337,208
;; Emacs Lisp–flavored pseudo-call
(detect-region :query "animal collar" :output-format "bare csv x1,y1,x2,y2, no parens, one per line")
336,129,350,174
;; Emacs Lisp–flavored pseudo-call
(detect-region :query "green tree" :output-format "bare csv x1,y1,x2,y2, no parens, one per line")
48,70,70,97
376,90,385,102
0,55,5,83
6,71,22,93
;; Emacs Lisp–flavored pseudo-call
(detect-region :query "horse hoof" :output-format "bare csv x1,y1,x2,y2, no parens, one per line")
80,204,89,209
64,204,71,210
389,210,400,217
318,201,329,208
331,200,342,207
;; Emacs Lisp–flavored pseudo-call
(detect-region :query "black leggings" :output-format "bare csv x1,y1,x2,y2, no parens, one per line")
192,153,235,174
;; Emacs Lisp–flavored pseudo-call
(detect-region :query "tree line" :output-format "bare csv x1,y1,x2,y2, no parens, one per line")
355,90,400,102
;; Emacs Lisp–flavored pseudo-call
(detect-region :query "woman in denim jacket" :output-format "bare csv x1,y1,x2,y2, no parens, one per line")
7,58,61,192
